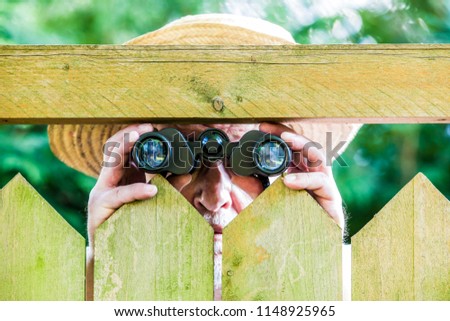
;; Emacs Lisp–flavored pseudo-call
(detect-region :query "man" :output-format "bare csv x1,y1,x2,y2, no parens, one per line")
48,14,359,300
87,122,345,300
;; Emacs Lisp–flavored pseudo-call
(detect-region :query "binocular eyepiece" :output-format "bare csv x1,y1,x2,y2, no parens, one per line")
132,128,292,178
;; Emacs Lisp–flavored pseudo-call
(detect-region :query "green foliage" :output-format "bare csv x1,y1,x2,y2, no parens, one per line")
335,124,450,242
0,0,449,239
0,125,95,240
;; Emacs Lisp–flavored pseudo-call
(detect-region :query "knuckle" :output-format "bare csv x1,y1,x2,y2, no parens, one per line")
130,184,139,196
317,172,328,186
103,140,121,159
303,173,312,187
114,187,122,201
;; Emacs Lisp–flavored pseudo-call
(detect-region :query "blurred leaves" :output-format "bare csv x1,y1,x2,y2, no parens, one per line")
0,0,449,240
0,125,95,240
335,124,450,242
1,0,449,44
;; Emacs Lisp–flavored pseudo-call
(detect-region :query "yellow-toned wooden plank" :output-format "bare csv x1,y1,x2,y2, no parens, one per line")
352,173,450,300
0,44,448,124
94,175,214,300
352,179,415,300
413,173,450,300
0,174,85,300
222,178,342,300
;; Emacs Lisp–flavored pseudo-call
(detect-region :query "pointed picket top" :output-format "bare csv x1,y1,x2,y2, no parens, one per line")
352,172,450,300
0,173,85,300
94,175,214,300
222,177,342,300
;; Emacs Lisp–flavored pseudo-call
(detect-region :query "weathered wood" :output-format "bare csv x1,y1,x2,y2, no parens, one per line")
94,175,214,300
222,178,342,300
352,173,450,300
0,174,85,300
1,44,449,124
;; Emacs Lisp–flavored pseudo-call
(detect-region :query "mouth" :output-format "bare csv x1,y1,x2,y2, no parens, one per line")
201,209,237,235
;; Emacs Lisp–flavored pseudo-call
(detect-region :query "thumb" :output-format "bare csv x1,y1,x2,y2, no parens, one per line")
103,183,158,210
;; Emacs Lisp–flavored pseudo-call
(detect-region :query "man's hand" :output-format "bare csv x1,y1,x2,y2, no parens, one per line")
86,123,159,300
87,124,158,244
259,122,344,228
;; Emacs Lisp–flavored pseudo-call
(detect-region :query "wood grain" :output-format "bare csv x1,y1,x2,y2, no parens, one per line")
94,175,214,300
0,174,85,300
0,44,448,124
352,173,450,300
412,173,450,300
222,178,342,300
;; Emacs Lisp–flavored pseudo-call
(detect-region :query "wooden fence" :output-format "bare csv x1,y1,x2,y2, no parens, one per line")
1,172,448,300
0,44,449,300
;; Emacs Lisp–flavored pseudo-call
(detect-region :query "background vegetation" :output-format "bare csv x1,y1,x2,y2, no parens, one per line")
1,0,449,242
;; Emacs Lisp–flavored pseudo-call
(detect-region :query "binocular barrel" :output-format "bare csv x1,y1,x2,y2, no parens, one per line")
132,128,292,177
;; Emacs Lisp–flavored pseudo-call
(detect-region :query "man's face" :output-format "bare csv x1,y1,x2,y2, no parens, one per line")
153,123,265,234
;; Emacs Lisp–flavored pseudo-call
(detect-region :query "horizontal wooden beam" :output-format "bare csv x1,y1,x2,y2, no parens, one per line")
0,44,448,124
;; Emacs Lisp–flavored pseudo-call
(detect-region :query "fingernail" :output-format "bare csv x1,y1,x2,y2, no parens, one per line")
145,184,157,194
284,174,296,182
129,131,139,142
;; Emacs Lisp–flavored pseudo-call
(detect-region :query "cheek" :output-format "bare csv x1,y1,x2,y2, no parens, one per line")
166,171,201,204
180,179,199,204
231,175,265,199
229,177,264,214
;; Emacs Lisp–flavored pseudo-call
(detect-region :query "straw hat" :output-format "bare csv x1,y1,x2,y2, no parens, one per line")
48,14,360,178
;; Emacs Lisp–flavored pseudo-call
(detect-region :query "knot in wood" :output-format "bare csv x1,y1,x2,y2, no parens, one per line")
212,96,224,112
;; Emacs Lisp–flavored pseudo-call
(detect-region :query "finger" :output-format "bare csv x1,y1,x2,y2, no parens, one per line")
259,122,295,137
103,123,154,159
98,130,139,188
282,172,334,200
283,172,343,227
98,124,154,188
101,183,158,211
166,174,193,191
281,131,326,170
289,150,308,172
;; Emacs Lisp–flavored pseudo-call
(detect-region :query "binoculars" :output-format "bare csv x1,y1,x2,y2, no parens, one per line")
131,128,292,179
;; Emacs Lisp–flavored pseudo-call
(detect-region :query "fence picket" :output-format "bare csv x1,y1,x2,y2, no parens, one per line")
222,178,342,300
94,175,214,300
352,173,450,300
0,174,85,300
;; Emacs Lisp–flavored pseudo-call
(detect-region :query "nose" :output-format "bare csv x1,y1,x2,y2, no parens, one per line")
194,164,232,213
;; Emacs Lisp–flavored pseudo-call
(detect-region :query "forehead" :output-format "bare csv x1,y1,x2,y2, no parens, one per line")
154,123,259,141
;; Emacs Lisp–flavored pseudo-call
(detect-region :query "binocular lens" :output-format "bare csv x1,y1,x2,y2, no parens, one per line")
141,138,168,168
255,141,287,173
200,129,228,160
